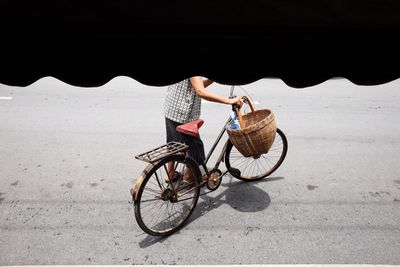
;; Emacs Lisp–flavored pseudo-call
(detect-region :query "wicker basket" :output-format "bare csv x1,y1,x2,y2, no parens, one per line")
226,96,276,157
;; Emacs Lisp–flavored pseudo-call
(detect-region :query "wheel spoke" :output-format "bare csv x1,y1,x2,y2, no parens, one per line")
135,154,200,236
225,128,287,181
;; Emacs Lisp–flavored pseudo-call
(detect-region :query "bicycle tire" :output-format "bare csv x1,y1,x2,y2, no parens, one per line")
134,154,201,236
225,128,288,181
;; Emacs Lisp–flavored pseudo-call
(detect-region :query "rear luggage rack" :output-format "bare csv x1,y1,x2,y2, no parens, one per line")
135,141,188,163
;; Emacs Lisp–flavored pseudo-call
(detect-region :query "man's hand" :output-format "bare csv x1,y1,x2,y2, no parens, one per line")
229,96,243,108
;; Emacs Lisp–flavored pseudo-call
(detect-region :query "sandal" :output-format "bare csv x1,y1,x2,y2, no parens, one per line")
164,171,181,183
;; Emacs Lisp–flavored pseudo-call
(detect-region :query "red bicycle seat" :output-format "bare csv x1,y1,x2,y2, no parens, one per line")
176,119,204,137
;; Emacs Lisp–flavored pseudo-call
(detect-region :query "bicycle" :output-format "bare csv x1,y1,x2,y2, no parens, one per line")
130,86,288,236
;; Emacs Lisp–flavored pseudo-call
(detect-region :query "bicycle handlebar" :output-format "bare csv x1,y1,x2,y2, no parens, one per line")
231,95,249,111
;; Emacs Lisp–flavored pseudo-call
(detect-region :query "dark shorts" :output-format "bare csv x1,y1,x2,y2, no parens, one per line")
165,117,205,165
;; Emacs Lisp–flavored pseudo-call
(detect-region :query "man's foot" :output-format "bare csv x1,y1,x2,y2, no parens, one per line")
164,171,181,183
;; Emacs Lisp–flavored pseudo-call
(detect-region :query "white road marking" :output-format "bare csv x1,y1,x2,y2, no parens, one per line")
0,96,13,100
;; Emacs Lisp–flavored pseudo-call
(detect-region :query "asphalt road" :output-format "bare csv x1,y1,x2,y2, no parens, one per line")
1,77,400,265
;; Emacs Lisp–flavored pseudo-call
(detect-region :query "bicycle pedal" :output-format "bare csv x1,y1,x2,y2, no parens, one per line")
229,167,241,177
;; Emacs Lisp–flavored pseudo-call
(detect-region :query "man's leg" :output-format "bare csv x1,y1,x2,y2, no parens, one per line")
165,118,181,182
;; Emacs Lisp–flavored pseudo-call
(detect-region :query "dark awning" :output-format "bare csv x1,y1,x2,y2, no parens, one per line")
1,0,399,88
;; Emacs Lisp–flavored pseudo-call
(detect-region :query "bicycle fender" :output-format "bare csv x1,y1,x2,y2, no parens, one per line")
130,164,152,203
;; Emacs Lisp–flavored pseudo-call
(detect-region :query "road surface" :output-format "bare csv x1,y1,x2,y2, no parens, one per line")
1,77,400,265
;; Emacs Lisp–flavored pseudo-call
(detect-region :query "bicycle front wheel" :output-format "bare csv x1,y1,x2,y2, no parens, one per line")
225,128,288,181
134,154,201,236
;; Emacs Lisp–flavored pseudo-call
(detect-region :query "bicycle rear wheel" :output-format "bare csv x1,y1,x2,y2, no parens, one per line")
225,128,288,181
134,154,201,236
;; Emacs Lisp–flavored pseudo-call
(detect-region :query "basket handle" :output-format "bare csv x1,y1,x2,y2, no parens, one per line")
234,96,255,128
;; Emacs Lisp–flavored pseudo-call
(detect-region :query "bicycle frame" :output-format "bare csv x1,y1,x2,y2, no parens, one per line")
200,85,236,175
201,117,231,174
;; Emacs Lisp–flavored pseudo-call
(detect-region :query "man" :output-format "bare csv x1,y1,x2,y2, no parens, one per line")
164,76,242,183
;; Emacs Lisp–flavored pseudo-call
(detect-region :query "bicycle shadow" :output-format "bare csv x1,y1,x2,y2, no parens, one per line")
191,176,283,218
138,176,284,248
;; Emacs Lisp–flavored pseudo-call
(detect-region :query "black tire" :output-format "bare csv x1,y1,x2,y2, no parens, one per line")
134,154,201,236
225,128,288,181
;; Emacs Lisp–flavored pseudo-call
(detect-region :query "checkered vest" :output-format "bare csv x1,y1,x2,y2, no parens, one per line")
164,79,201,123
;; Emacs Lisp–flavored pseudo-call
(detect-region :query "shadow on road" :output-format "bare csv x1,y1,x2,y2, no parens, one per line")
138,176,284,248
192,176,283,217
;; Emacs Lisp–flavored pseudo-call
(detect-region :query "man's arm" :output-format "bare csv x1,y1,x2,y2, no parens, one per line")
190,76,241,106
